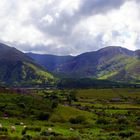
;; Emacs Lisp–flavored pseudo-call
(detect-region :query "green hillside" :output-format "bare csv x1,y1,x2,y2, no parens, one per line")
0,43,54,86
28,46,140,83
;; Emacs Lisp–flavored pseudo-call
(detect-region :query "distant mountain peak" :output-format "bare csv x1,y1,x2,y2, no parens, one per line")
97,46,134,57
100,46,123,50
28,46,140,82
98,46,129,52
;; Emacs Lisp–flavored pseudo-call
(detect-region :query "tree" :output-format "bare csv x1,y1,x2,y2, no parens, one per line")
67,90,77,104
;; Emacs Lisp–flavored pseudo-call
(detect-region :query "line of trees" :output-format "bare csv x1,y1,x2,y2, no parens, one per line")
57,78,140,89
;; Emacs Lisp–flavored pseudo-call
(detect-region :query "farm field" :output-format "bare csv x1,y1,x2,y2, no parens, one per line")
0,88,140,139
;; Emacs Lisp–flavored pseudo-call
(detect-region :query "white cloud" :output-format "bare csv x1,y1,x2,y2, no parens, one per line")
58,0,80,15
0,0,139,55
41,15,54,24
72,0,140,53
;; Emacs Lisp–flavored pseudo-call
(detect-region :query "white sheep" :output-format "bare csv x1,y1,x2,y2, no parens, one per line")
20,122,24,125
11,125,16,132
70,128,74,131
48,128,52,131
0,123,2,128
23,125,27,128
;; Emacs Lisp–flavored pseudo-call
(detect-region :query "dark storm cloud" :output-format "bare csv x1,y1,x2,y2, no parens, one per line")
79,0,127,15
17,43,76,55
25,0,140,55
32,0,127,38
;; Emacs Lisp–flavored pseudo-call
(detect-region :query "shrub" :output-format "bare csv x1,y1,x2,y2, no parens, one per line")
96,117,109,125
109,131,117,136
0,127,8,132
15,122,20,125
67,92,77,104
40,131,62,137
18,103,26,109
130,134,140,140
118,130,135,138
118,124,128,131
22,134,32,140
25,127,41,132
117,118,129,125
69,115,86,124
0,127,8,136
22,129,26,135
38,112,50,120
40,131,50,136
51,100,59,109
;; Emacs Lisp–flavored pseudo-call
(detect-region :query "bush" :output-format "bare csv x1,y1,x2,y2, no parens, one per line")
118,124,128,131
22,129,26,135
69,115,86,124
118,130,135,138
38,112,50,120
22,134,32,140
40,131,62,137
0,127,8,136
96,117,109,125
0,127,8,132
18,103,26,109
25,127,41,132
51,100,59,109
131,134,140,140
109,131,117,136
117,118,129,125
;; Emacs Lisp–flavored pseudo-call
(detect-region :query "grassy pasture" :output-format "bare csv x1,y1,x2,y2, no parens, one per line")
0,88,140,139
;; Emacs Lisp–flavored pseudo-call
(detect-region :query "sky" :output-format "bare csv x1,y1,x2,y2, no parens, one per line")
0,0,140,55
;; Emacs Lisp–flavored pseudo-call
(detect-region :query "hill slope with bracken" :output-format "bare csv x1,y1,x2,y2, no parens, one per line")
28,46,140,83
0,43,54,85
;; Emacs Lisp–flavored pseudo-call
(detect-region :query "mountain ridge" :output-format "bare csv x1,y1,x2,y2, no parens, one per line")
27,46,140,83
0,42,139,85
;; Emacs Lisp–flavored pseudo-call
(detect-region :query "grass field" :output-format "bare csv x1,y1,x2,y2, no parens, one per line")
0,88,140,139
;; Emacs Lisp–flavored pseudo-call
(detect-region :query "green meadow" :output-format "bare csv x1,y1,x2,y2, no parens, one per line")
0,88,140,139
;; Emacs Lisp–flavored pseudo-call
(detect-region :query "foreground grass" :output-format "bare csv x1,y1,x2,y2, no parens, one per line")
0,88,140,139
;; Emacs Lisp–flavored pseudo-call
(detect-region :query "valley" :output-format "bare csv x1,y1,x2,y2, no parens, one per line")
0,43,140,139
0,87,140,139
1,0,140,139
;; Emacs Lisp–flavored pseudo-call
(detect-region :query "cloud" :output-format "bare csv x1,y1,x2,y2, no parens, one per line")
79,0,127,15
0,0,140,55
69,0,140,53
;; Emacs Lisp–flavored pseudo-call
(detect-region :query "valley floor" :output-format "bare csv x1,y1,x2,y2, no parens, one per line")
0,88,140,139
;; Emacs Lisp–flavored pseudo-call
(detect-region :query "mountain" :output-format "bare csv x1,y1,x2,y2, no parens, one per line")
27,53,74,72
28,46,140,83
0,43,54,85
